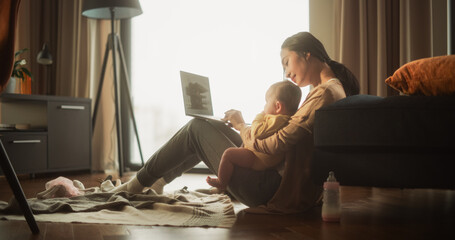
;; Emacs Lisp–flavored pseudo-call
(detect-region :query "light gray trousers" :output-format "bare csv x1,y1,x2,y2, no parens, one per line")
136,118,281,207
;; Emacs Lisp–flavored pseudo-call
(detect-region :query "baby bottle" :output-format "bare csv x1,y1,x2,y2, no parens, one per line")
322,171,341,222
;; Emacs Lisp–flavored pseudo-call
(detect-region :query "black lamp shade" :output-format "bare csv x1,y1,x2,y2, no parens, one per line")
82,0,142,19
37,43,53,65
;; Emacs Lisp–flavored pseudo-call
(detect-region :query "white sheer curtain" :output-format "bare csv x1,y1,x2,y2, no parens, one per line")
130,0,310,163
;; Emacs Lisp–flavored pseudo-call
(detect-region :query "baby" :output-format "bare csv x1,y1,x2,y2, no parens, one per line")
207,80,301,190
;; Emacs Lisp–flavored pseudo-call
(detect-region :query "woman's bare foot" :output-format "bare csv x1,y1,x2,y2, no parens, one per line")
206,176,226,191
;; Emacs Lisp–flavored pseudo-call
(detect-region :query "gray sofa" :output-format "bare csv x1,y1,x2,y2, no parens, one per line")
311,94,455,189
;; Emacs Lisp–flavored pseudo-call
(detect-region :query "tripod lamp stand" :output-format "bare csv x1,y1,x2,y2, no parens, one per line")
82,0,144,176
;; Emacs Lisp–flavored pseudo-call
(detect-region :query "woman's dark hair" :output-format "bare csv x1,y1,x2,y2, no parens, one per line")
281,32,359,96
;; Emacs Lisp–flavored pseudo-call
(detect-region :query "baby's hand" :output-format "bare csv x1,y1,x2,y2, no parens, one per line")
223,109,246,131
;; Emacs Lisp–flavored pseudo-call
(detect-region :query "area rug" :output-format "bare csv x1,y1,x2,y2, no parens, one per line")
0,179,236,228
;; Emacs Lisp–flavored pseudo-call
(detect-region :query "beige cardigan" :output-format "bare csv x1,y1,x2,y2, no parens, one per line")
240,79,346,214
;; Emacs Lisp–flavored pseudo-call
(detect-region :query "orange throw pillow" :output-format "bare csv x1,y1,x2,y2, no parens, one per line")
385,55,455,96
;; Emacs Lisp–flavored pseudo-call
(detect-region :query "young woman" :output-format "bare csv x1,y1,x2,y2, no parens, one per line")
112,32,359,213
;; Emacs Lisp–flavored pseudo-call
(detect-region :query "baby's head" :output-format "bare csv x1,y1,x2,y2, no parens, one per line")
264,80,302,115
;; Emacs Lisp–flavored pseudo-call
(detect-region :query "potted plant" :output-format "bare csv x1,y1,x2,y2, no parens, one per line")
6,48,33,94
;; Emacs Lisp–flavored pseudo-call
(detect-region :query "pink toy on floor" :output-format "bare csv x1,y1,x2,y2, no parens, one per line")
36,176,83,199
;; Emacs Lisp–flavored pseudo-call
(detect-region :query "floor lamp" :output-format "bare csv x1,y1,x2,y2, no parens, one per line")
82,0,144,177
36,43,53,94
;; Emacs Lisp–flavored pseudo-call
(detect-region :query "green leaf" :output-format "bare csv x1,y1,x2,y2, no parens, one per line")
12,48,33,80
13,60,21,69
20,67,33,79
14,48,29,58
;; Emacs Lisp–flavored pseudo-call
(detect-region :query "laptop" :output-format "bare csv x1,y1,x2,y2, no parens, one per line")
180,71,226,122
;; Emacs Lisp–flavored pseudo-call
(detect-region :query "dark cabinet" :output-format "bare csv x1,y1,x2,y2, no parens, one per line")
47,101,91,170
0,133,47,173
0,93,91,174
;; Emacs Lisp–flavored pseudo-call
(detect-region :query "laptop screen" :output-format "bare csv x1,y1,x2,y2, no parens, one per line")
180,71,214,116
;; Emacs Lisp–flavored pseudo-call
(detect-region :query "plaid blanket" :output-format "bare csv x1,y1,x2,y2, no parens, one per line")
0,180,236,228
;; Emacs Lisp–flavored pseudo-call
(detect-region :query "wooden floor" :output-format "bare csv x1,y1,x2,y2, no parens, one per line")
1,171,454,240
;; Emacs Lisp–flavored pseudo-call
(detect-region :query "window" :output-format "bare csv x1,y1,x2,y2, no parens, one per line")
130,0,309,164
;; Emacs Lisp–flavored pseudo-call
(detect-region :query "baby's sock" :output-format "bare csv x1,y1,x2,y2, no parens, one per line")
150,177,167,194
109,176,144,194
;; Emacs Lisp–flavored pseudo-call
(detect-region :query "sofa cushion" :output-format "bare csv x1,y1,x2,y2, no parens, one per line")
314,94,455,149
385,55,455,96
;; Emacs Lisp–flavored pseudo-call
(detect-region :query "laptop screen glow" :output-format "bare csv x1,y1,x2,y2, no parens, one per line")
180,71,214,117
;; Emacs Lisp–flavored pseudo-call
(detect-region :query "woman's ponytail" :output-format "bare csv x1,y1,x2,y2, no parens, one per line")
328,60,359,96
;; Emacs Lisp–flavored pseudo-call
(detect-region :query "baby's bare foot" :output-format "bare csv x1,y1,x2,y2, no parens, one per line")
206,176,225,190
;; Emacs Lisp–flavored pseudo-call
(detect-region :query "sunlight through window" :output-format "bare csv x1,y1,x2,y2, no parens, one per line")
130,0,309,163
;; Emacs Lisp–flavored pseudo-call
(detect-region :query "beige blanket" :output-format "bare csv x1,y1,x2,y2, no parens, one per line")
0,180,236,228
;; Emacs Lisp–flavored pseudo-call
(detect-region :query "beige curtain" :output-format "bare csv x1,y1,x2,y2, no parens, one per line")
15,0,118,172
399,0,448,62
89,19,121,172
54,1,89,97
310,0,448,97
333,0,392,96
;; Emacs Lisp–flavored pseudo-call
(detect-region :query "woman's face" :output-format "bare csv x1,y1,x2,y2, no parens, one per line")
280,48,310,87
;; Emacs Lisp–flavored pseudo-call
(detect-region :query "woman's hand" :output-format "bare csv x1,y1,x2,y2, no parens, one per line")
223,109,246,131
